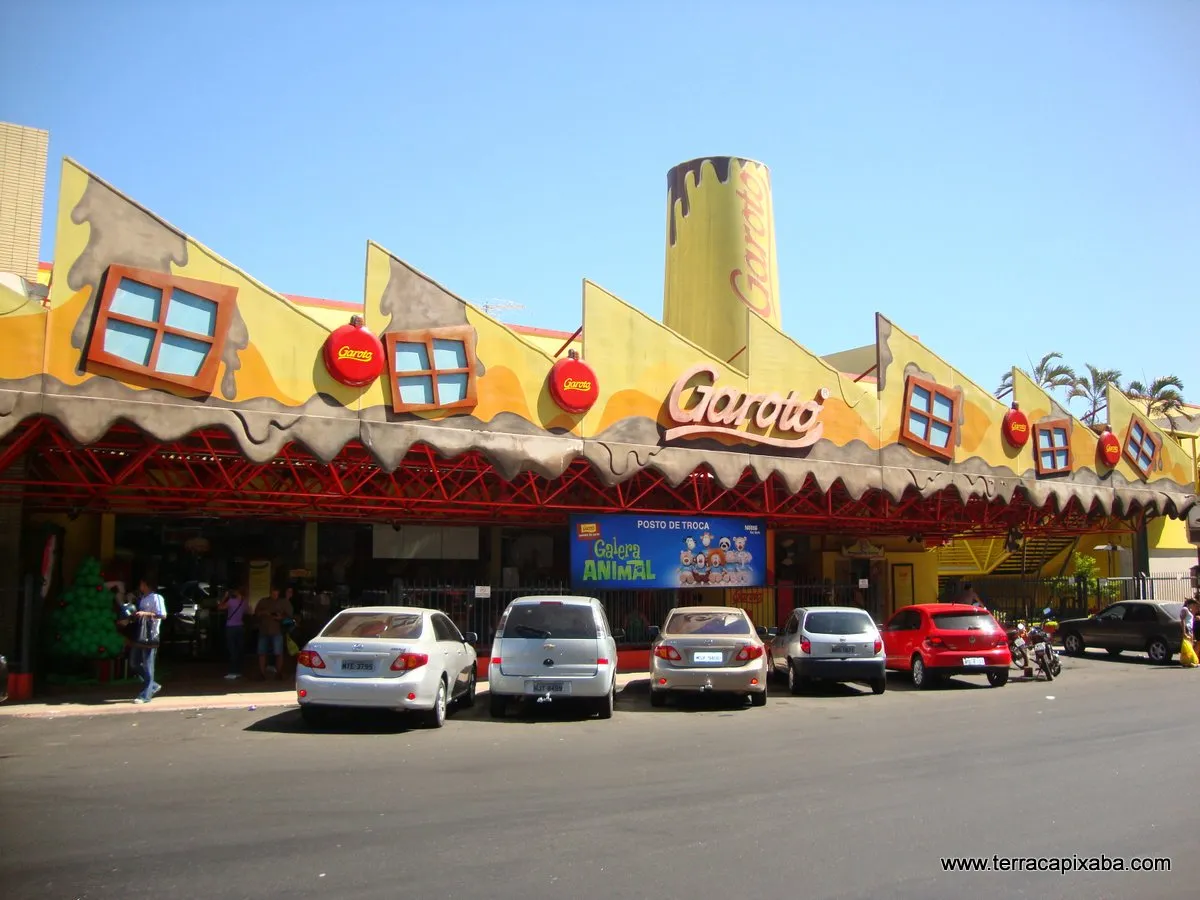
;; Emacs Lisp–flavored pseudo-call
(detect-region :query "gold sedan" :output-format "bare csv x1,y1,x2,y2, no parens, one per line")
648,606,770,708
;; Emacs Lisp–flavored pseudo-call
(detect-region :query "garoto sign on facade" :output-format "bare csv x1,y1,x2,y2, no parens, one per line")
569,514,767,589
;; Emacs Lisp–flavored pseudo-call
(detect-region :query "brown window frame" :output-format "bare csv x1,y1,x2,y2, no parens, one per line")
1033,418,1073,476
899,374,959,460
85,264,237,396
384,326,478,414
1123,416,1160,477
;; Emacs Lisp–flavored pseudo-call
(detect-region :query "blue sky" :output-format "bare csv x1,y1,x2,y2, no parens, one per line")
2,1,1197,402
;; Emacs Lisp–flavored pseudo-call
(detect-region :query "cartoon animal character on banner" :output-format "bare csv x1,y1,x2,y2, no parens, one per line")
707,548,727,583
701,532,714,550
679,549,695,585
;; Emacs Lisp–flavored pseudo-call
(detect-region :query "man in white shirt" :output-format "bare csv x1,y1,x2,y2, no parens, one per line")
127,578,167,703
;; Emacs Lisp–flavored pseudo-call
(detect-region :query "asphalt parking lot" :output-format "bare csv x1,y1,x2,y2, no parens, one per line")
2,651,1199,900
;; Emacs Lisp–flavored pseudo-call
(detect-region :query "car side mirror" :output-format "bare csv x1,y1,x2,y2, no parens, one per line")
767,627,779,637
611,628,626,640
647,625,660,640
756,626,769,638
463,631,479,644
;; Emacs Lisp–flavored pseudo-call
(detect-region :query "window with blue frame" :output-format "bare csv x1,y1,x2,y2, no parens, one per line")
1123,417,1160,477
86,265,236,395
1033,419,1072,475
900,374,959,460
384,327,478,414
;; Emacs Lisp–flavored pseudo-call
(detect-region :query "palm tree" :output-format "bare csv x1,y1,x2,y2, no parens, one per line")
995,351,1077,401
1126,375,1187,430
1070,365,1122,425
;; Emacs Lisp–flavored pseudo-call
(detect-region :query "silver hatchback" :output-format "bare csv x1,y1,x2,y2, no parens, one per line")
487,596,623,719
769,606,886,695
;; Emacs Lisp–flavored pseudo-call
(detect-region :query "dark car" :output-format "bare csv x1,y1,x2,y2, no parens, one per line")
1057,601,1184,665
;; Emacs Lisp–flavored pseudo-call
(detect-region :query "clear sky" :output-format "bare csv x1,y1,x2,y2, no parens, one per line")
2,1,1196,403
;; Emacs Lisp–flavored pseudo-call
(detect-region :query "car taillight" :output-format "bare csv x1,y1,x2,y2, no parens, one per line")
597,658,610,665
735,644,764,662
297,651,325,669
873,639,883,654
925,637,946,649
992,635,1008,648
490,657,502,665
800,639,811,654
654,645,682,661
390,652,429,671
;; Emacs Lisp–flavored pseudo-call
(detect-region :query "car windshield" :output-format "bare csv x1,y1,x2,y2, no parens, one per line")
501,602,597,639
322,612,424,639
931,612,995,631
664,611,751,636
804,611,874,635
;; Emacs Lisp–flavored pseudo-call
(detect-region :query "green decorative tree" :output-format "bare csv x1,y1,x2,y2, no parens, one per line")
45,556,125,671
995,351,1077,401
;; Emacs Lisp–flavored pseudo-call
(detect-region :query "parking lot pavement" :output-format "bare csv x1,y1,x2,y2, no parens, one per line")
3,649,1199,900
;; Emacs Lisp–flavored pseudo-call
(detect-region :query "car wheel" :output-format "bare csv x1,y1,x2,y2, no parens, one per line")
460,670,477,709
750,688,767,707
596,680,615,719
987,669,1009,687
422,679,448,728
1061,631,1084,656
912,655,935,690
1147,638,1172,665
299,705,330,728
870,677,887,695
489,693,507,719
787,660,805,696
649,688,667,707
1105,648,1123,658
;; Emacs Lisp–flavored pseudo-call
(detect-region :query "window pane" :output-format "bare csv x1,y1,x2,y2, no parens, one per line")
907,411,930,439
932,392,953,421
102,319,156,366
109,278,162,322
1038,429,1053,449
1131,422,1144,443
1055,449,1069,469
155,333,211,378
432,339,467,369
1138,449,1153,469
394,342,430,372
398,374,434,405
1140,435,1155,455
911,385,931,412
165,289,217,336
1053,427,1068,447
929,420,952,449
1040,450,1056,470
436,372,469,404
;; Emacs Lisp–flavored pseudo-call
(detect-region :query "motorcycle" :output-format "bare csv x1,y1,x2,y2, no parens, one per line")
1027,608,1062,680
1007,623,1029,670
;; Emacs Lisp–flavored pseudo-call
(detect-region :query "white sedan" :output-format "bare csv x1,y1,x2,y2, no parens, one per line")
295,606,478,728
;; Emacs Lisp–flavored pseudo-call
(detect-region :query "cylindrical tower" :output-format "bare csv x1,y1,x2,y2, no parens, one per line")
663,156,780,369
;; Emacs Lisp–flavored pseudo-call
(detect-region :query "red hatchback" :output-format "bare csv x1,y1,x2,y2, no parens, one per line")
882,604,1011,689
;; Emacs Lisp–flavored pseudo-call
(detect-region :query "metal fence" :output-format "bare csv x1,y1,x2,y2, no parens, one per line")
335,581,873,647
947,574,1199,625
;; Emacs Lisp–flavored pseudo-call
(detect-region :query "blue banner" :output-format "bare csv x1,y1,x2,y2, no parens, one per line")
569,514,767,589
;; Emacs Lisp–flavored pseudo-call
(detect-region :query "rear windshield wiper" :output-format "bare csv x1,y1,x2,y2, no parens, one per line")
514,624,552,638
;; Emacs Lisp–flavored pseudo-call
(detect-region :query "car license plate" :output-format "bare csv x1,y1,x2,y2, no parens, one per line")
831,644,854,654
1034,642,1048,652
341,660,375,672
963,657,985,666
525,680,568,694
692,651,723,664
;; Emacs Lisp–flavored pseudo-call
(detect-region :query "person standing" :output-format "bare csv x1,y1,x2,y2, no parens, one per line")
1181,596,1198,667
255,587,293,680
129,578,166,704
217,587,247,681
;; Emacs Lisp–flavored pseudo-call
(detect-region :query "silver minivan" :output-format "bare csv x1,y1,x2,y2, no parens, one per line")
487,596,623,719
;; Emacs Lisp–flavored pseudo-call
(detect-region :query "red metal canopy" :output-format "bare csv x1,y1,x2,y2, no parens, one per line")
0,417,1140,537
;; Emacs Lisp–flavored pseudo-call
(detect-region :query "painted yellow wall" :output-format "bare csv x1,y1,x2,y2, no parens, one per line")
1148,517,1194,552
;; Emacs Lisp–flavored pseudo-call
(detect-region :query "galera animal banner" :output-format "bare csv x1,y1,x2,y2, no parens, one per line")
569,514,767,589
